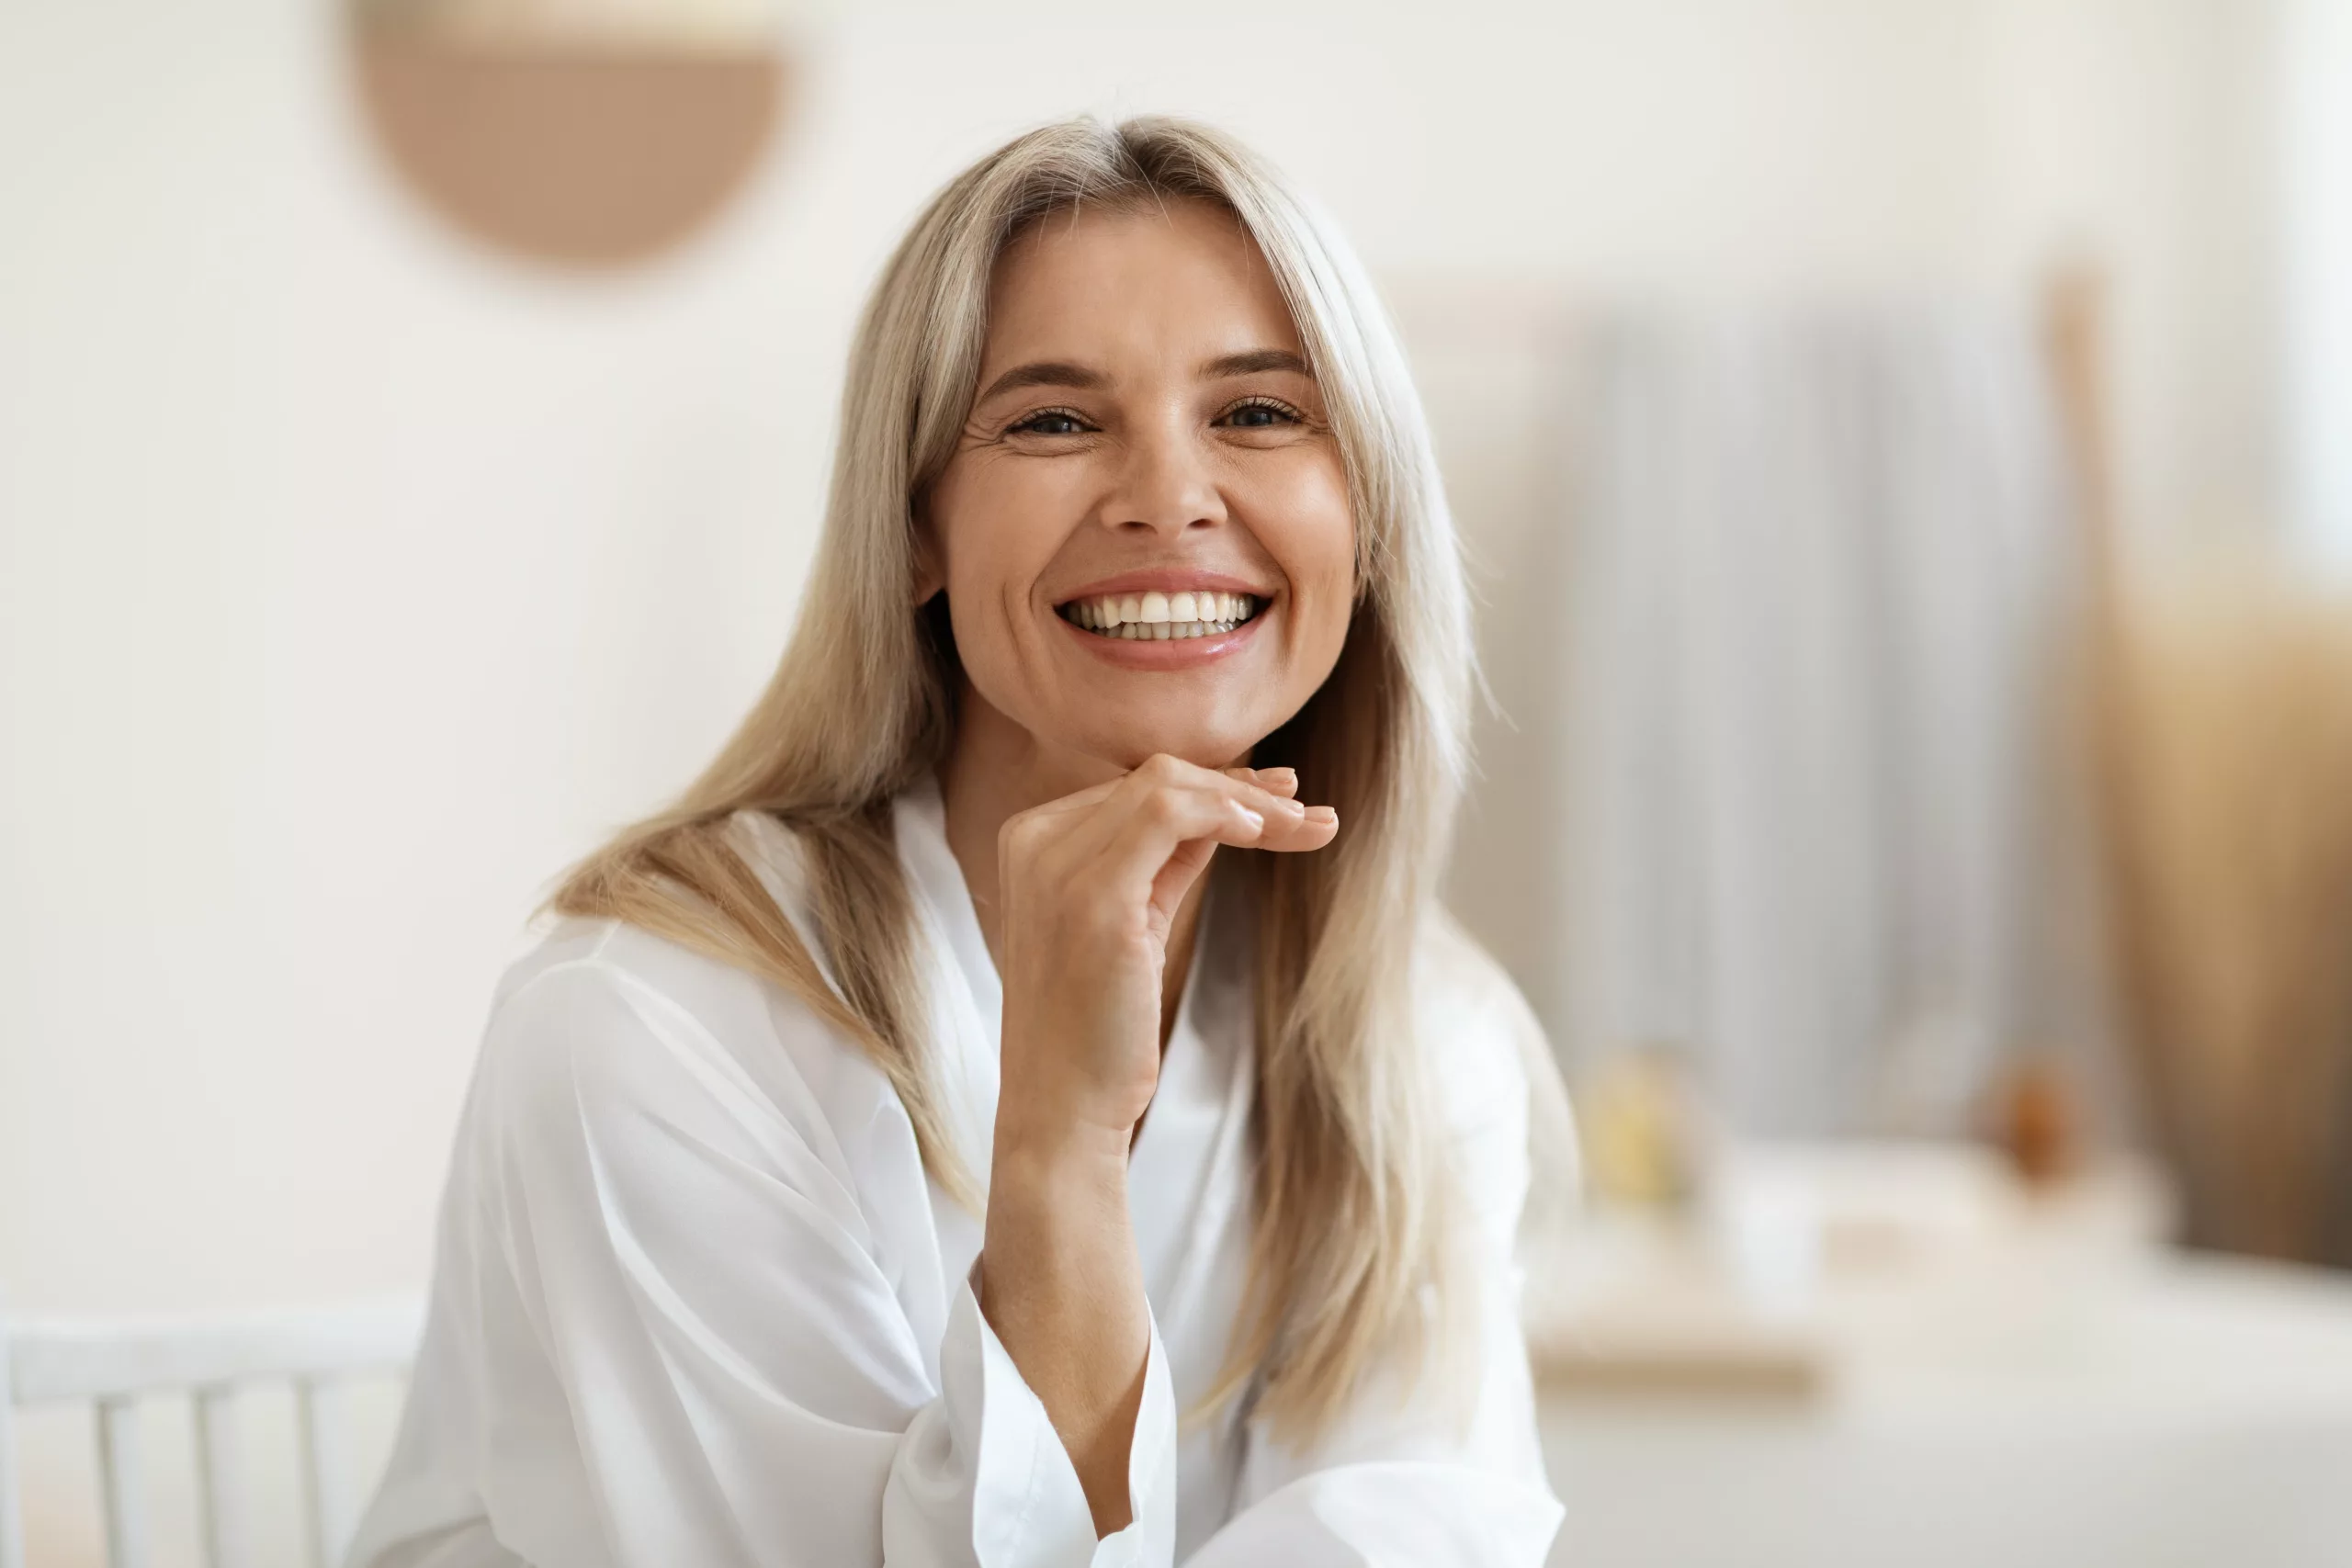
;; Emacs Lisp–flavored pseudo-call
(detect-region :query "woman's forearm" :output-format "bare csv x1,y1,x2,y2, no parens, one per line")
965,759,1332,1539
978,1129,1151,1537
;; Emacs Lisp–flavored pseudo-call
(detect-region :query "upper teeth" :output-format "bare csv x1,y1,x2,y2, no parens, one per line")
1061,590,1261,638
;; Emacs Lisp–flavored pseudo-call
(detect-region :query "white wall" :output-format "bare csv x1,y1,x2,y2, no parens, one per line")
2280,0,2352,568
0,0,2275,1414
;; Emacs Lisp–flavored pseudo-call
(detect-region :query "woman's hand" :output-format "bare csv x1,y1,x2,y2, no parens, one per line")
978,754,1334,1537
993,754,1337,1155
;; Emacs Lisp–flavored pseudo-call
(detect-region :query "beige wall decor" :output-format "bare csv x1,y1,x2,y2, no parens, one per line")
350,0,793,268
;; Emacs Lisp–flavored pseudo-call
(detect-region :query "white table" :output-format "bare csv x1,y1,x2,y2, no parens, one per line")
1532,1146,2352,1568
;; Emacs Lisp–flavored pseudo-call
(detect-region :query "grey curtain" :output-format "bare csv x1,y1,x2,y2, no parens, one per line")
1551,304,2107,1136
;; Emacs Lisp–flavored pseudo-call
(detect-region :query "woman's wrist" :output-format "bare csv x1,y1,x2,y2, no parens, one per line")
982,1115,1137,1290
985,1126,1133,1270
978,1120,1149,1511
992,1097,1136,1172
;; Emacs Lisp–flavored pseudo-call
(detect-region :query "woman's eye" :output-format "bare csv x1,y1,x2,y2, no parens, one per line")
1011,410,1089,436
1219,400,1298,429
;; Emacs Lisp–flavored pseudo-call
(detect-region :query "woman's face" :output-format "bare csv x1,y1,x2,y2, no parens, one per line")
922,197,1355,773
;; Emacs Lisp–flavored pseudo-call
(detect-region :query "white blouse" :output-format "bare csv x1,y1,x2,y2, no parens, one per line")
346,778,1565,1568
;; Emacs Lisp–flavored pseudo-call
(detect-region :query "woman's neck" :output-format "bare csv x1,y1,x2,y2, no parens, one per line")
936,684,1214,1052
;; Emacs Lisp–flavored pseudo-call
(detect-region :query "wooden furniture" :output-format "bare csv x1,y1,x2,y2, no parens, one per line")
0,1295,423,1568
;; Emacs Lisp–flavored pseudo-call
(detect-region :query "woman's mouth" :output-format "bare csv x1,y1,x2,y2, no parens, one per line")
1055,590,1263,641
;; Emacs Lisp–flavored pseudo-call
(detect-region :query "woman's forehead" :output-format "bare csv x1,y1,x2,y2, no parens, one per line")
979,197,1302,374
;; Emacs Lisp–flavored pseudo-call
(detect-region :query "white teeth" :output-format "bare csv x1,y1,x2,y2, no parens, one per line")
1058,590,1262,640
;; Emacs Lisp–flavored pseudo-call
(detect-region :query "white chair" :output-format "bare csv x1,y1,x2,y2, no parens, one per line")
0,1295,424,1568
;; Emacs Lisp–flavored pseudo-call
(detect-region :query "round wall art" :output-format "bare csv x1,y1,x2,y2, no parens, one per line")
349,0,794,269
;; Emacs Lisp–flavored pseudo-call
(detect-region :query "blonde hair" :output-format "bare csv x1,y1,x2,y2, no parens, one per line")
549,116,1477,1439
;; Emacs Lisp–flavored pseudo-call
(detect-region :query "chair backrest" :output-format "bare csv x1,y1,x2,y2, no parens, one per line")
0,1295,424,1568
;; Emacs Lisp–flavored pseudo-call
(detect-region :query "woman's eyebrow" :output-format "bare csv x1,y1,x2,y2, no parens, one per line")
1200,348,1311,379
975,360,1106,403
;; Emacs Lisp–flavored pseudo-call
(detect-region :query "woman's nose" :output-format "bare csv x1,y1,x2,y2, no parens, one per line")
1103,417,1225,536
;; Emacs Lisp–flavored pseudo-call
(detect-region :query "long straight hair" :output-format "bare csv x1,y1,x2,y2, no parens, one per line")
548,117,1477,1440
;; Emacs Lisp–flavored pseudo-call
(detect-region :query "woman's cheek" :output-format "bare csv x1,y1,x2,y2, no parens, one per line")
1244,457,1355,649
1257,442,1352,537
951,479,1059,616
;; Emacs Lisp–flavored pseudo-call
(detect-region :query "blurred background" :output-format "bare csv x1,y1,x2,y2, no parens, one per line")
6,0,2352,1563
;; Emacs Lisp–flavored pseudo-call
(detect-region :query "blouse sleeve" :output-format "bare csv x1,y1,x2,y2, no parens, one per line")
1182,971,1566,1568
462,955,1180,1568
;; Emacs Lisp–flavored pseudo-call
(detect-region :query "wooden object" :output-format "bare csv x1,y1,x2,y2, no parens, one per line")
351,31,788,268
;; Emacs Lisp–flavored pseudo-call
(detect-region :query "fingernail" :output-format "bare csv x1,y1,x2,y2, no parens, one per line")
1259,766,1299,786
1306,806,1337,826
1272,795,1308,815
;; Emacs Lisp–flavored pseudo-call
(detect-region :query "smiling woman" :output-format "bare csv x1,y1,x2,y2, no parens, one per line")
345,118,1567,1568
923,197,1356,775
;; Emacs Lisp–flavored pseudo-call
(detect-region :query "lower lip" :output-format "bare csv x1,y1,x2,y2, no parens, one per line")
1057,605,1270,669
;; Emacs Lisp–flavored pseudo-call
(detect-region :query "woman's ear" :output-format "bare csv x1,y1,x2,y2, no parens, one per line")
910,510,944,605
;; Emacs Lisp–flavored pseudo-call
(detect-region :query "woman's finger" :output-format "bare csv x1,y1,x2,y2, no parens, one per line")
1104,788,1272,919
1008,756,1329,884
1222,764,1300,801
1020,776,1125,824
1146,833,1223,921
1114,782,1334,920
1021,761,1283,839
1095,775,1335,883
1116,754,1318,834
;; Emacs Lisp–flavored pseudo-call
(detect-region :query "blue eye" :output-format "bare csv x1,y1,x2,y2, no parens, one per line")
1012,410,1089,436
1220,400,1298,429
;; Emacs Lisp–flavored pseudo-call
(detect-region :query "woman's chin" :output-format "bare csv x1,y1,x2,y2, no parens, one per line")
1074,727,1262,774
